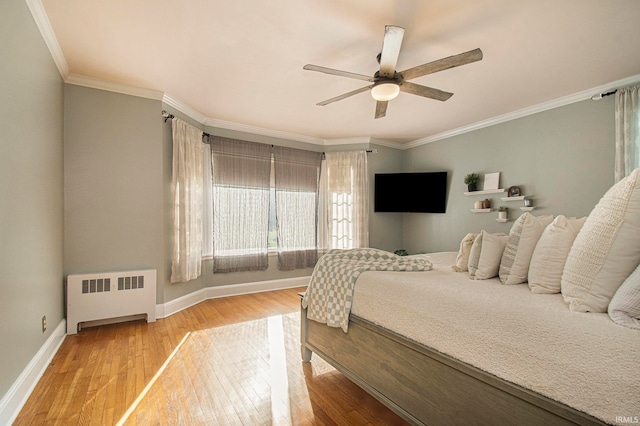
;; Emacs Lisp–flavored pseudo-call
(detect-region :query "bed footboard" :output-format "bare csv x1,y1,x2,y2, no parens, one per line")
299,298,603,426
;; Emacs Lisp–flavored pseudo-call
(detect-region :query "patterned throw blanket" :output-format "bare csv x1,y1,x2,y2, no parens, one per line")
302,248,432,332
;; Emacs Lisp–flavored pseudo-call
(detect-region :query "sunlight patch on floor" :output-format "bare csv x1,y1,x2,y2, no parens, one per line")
268,315,292,425
115,332,191,425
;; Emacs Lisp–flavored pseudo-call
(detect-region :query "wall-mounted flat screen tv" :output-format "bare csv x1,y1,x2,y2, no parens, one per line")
374,172,448,213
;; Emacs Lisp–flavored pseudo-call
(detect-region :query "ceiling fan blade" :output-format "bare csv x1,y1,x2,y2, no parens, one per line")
400,81,453,101
375,101,388,119
400,48,483,81
303,64,374,82
378,25,405,78
316,85,373,106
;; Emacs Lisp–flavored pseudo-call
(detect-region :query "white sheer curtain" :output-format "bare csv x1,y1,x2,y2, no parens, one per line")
210,137,272,272
615,84,640,182
321,151,369,249
202,142,213,258
273,146,323,270
171,118,204,283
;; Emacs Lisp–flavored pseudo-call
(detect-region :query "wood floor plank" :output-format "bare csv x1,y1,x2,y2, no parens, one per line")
14,287,409,425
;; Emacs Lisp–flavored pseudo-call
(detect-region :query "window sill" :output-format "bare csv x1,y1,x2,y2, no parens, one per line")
201,251,277,261
205,249,325,261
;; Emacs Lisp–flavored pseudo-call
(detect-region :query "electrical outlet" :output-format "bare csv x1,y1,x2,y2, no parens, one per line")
42,315,46,333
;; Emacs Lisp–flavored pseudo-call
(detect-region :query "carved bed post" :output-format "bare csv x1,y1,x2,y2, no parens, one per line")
299,292,312,362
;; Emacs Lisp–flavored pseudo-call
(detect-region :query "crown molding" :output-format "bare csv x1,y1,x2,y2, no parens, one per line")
369,138,406,150
162,94,208,124
66,74,164,100
204,117,325,146
321,137,405,150
323,137,371,146
404,73,640,150
25,0,69,79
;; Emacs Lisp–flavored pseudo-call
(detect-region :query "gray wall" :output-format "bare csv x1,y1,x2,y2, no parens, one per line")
401,98,615,254
0,0,64,399
64,85,166,302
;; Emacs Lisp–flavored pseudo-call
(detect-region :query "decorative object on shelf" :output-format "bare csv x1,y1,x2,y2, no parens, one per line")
483,172,500,191
394,249,409,256
508,186,521,197
464,173,480,192
474,200,484,209
483,198,491,209
524,198,533,207
498,206,508,221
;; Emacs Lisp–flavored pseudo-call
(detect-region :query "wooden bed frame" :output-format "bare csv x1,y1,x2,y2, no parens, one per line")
300,298,605,426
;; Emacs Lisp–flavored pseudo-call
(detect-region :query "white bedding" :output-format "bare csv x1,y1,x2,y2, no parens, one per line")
350,252,640,424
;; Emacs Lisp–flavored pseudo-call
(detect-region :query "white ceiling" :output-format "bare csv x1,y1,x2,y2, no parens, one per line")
39,0,640,147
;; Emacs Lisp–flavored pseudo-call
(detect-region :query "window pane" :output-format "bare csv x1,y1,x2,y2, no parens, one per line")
214,185,269,256
277,189,317,251
330,191,354,249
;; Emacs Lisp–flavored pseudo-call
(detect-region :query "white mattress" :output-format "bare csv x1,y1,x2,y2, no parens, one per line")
350,252,640,424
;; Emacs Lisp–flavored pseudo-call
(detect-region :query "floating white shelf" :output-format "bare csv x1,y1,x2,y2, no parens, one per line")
496,218,509,222
470,208,492,213
500,195,526,201
520,206,536,211
464,189,506,196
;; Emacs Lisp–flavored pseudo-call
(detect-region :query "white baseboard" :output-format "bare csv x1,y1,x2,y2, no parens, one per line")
157,276,310,318
0,319,66,425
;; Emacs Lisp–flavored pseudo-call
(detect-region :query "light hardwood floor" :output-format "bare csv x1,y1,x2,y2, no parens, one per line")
14,287,407,425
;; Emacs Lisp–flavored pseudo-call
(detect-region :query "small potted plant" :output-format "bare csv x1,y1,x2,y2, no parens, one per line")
464,173,480,192
498,206,508,221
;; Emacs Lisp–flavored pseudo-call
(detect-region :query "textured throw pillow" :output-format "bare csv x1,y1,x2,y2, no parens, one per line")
468,231,507,280
562,168,640,312
452,232,477,272
528,216,587,294
467,232,484,279
474,232,509,280
608,263,640,330
499,213,553,285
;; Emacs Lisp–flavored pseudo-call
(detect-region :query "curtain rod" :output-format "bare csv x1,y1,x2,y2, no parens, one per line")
162,110,211,137
161,110,174,122
591,90,617,100
270,145,377,155
163,112,377,153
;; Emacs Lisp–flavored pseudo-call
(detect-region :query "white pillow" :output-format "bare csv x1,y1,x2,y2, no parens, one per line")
528,216,586,294
562,168,640,312
499,213,553,285
474,232,509,280
467,232,484,279
608,263,640,330
452,233,477,272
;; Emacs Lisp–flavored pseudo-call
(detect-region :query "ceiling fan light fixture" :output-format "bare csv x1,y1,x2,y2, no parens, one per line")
371,82,400,101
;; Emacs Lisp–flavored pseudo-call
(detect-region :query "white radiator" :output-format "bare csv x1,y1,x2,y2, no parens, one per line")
66,269,157,334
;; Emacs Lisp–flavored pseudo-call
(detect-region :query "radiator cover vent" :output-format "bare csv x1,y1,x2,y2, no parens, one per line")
82,278,111,294
117,275,144,291
67,269,156,334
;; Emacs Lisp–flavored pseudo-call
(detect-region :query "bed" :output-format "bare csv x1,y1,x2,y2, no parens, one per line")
300,251,640,426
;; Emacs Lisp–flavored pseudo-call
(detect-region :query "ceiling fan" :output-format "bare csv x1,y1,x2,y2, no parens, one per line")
304,25,483,119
